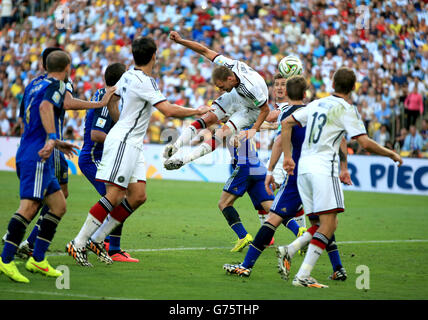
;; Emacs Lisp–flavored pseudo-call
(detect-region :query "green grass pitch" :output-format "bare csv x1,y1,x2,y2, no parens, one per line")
0,171,427,300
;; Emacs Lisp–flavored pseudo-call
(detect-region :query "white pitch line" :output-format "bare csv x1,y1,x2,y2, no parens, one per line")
338,239,428,244
45,239,428,257
0,289,141,300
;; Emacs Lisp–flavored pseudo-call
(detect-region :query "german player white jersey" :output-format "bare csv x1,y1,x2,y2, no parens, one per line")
212,54,268,110
108,67,166,149
292,95,366,177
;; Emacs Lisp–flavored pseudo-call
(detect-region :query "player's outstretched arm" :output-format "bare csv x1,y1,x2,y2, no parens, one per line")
242,103,270,140
281,116,297,175
38,100,58,160
56,140,80,159
155,100,213,118
265,109,281,123
260,121,278,130
91,130,107,143
169,31,218,61
355,134,403,166
339,137,352,185
64,87,116,110
107,94,121,122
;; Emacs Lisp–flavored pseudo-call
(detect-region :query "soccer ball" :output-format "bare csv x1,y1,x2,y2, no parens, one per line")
278,55,303,79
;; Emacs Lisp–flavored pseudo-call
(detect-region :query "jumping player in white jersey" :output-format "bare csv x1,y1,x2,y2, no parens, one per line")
163,31,270,170
280,67,403,288
66,37,211,266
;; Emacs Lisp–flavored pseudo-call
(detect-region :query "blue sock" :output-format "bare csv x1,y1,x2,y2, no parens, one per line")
108,223,123,252
326,234,343,271
282,217,300,236
231,223,247,239
222,206,247,239
242,222,276,269
27,205,49,247
108,236,121,252
242,245,262,269
1,214,29,263
33,212,60,262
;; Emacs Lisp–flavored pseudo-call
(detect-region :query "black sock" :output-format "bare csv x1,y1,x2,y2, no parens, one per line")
33,212,61,262
1,213,29,263
222,206,247,239
252,222,276,251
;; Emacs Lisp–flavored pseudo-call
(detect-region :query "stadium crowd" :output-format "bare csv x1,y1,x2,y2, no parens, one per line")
0,0,427,158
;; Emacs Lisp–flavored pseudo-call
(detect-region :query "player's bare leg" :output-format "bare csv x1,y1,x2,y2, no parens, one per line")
165,123,232,170
163,111,218,159
218,191,253,252
25,190,66,277
89,182,146,251
292,212,338,288
0,199,40,283
18,183,69,259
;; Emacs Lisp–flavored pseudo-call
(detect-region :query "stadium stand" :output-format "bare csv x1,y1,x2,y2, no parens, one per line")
0,0,427,157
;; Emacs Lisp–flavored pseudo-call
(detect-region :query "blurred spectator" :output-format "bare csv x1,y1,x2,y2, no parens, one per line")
375,101,392,129
394,127,408,152
402,125,424,157
421,119,428,142
0,0,15,29
0,109,10,135
404,86,424,128
373,125,391,147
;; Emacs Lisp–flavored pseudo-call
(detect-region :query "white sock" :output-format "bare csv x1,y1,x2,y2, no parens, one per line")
258,214,267,226
296,243,325,278
74,214,103,249
174,125,197,148
181,142,212,164
287,231,313,258
294,215,307,228
90,214,121,244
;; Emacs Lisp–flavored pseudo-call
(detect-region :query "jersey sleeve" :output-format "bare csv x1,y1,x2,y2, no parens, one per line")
248,83,268,108
290,105,309,127
65,79,73,94
212,54,236,69
91,107,113,134
342,106,367,138
42,81,65,109
137,77,167,106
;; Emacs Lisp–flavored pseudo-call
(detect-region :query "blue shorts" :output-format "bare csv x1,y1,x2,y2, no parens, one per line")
53,149,68,185
16,159,61,201
78,156,106,196
223,165,274,210
270,176,303,219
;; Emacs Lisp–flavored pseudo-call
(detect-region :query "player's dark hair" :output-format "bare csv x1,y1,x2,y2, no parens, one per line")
42,47,64,71
333,67,356,94
46,51,71,73
286,75,307,100
212,66,233,82
273,73,285,81
132,37,157,66
104,63,126,86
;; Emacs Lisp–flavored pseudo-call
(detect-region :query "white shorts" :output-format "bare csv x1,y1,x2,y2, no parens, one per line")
272,154,287,186
96,137,146,189
212,91,260,134
297,173,345,215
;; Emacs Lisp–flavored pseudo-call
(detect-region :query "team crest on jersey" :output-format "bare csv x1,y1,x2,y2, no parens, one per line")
96,118,106,128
